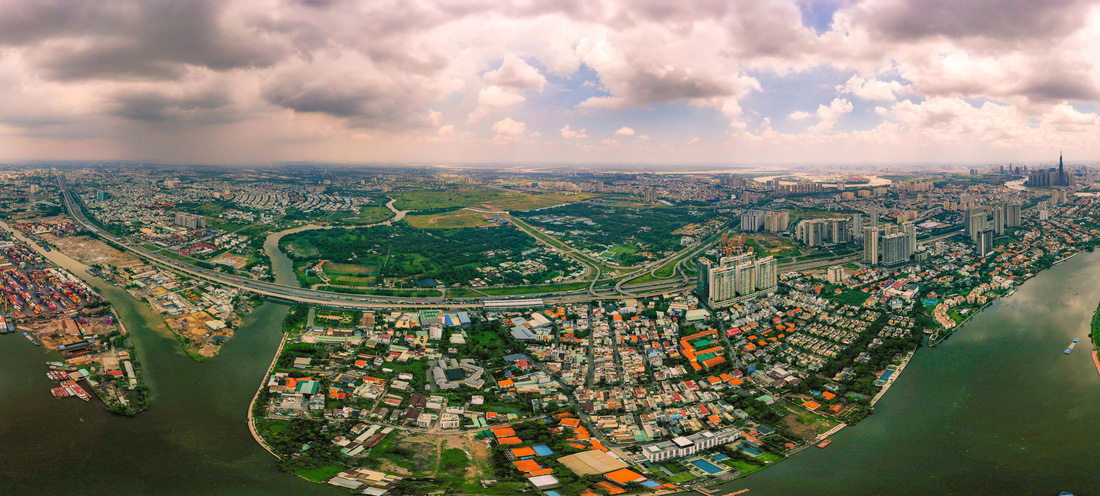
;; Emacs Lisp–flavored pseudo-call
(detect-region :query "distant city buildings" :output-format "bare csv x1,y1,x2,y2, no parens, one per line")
862,222,915,267
696,253,777,308
1026,154,1074,187
174,212,207,229
795,218,849,247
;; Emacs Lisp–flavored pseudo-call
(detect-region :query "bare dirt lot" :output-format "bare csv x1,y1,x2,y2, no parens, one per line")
44,234,140,266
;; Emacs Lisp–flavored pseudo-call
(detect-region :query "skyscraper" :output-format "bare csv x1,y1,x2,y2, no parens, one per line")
966,208,987,245
991,206,1005,235
644,187,657,203
902,221,916,257
881,232,909,266
863,227,879,264
696,252,775,308
695,257,713,302
977,229,994,256
1006,202,1022,227
851,213,863,240
754,256,777,291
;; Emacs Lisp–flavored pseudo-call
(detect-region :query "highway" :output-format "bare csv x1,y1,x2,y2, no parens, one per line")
58,177,698,309
59,176,965,310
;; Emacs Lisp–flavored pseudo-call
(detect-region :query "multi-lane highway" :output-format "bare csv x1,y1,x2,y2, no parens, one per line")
59,176,964,310
58,177,699,309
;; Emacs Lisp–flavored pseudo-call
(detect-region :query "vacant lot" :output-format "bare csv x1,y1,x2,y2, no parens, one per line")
405,210,493,229
391,189,522,211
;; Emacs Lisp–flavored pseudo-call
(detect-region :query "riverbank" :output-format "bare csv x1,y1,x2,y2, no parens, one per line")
248,329,289,460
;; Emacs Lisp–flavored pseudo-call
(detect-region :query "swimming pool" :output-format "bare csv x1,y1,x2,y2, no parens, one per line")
689,459,723,474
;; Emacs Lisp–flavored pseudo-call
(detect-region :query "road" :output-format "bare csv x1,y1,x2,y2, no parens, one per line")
59,176,965,310
59,176,703,308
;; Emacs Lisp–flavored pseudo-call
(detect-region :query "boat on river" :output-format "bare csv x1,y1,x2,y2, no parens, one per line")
817,440,832,448
1065,338,1079,354
23,332,41,346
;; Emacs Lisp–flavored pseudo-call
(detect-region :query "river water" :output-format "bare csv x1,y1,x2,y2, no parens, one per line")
0,228,339,494
699,250,1100,496
4,209,1100,494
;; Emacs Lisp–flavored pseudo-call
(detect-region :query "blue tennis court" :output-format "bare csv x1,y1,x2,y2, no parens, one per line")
690,459,723,474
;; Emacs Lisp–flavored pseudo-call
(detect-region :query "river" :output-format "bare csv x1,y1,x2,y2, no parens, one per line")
691,250,1100,496
0,225,340,495
5,205,1100,494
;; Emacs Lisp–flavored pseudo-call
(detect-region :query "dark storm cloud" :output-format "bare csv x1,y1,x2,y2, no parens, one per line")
853,0,1094,42
110,89,232,122
0,0,287,81
260,70,434,128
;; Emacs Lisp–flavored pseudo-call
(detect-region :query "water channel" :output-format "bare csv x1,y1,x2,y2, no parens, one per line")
693,250,1100,495
3,204,1100,494
0,225,340,495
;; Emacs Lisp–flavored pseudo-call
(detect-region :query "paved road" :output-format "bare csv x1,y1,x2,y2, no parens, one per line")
59,176,702,309
59,176,964,309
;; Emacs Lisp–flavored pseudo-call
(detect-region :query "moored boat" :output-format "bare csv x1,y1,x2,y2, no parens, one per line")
23,332,41,346
1065,338,1079,355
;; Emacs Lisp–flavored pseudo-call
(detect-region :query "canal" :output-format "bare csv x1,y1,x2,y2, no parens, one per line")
699,250,1100,495
0,230,339,494
4,220,1100,494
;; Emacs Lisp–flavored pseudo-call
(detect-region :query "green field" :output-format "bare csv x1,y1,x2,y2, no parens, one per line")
830,290,871,306
405,210,491,229
282,222,575,287
295,464,346,482
390,189,521,211
513,202,721,265
478,282,590,295
315,286,443,297
322,261,379,285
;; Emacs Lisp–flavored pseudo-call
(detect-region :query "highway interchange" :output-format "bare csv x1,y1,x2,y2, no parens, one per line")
58,176,961,310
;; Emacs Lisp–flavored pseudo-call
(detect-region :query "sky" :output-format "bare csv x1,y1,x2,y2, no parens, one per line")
2,0,1100,166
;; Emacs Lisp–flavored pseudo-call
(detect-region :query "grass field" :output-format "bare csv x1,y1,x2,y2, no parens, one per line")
333,203,395,225
295,464,346,482
326,274,377,286
391,189,522,211
316,286,443,297
323,261,379,275
477,192,596,211
405,210,492,229
727,460,765,476
830,290,871,306
478,282,590,295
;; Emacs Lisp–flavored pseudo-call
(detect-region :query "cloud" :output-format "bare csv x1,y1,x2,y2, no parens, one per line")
837,75,909,101
614,126,635,136
468,54,547,122
848,0,1094,43
560,125,587,138
492,117,526,138
2,0,1100,164
809,98,853,132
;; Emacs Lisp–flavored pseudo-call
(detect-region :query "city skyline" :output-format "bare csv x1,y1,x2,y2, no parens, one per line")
2,0,1100,165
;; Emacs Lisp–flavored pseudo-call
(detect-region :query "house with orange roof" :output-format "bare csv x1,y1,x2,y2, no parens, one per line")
513,459,543,473
604,468,645,485
511,447,537,458
593,482,626,494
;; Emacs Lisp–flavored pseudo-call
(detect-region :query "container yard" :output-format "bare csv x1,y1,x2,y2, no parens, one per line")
0,227,149,416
